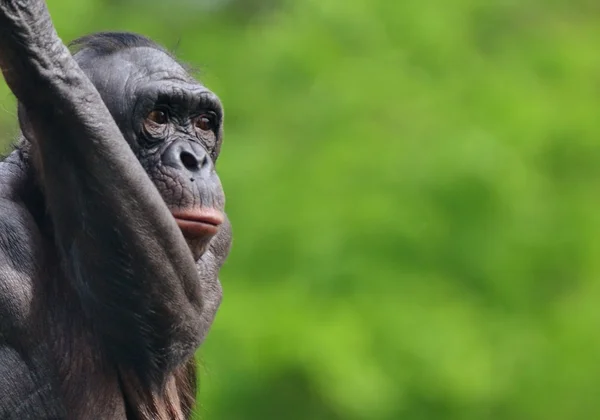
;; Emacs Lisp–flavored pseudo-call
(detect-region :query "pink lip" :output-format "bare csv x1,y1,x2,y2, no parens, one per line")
171,208,224,238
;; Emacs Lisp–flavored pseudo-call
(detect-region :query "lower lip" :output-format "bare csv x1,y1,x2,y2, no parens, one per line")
175,218,219,237
171,208,224,238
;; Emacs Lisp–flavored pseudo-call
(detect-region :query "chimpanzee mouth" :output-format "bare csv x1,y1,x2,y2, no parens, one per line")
171,208,224,238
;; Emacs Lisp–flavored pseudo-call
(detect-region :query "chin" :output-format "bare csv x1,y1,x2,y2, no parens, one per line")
185,236,211,260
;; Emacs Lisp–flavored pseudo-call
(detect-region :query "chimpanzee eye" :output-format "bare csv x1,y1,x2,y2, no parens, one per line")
147,109,168,125
194,113,216,132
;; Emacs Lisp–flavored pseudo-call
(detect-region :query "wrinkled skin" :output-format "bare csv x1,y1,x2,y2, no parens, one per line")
0,1,232,419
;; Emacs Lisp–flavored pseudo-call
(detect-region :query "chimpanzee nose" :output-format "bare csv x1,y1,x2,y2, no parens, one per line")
162,140,211,174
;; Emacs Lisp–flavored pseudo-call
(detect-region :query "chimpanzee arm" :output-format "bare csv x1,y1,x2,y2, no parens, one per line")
0,189,67,419
0,1,214,383
0,345,67,420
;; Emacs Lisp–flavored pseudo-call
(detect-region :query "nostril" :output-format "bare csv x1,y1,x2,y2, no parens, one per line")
180,151,199,171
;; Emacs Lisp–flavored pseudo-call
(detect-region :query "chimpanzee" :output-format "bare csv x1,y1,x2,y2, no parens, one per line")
0,1,232,419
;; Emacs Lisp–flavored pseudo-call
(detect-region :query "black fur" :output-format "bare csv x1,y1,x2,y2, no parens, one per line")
0,2,232,419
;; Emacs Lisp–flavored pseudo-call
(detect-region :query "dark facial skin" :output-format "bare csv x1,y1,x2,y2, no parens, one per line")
77,47,228,260
0,1,232,419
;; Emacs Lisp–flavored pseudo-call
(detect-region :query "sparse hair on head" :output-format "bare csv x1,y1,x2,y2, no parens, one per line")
69,31,197,75
69,31,170,57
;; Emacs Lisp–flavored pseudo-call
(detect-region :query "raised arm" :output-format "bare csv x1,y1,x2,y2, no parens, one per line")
0,0,231,385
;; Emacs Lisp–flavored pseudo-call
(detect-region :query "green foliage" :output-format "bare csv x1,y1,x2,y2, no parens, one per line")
1,0,599,418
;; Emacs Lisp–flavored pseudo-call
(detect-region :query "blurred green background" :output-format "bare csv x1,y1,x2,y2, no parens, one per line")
1,0,600,418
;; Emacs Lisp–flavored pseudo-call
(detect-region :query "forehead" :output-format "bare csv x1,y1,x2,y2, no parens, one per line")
113,47,195,82
77,46,216,114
